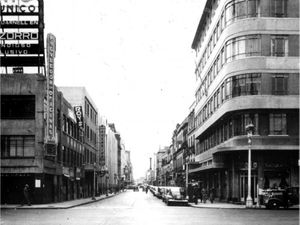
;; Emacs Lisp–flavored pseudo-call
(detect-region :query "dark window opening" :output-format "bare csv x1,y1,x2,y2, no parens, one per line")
1,95,35,119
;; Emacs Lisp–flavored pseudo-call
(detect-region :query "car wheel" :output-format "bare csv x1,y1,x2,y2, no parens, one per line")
268,200,280,209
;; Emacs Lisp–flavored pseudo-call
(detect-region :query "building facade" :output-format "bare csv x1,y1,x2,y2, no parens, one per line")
190,0,299,203
1,75,87,203
58,87,99,197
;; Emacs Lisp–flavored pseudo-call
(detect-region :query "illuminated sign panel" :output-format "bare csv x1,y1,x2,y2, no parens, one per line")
45,33,56,156
0,0,44,68
1,44,43,54
74,106,84,128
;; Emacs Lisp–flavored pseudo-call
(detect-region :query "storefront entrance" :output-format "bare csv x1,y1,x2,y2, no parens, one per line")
240,174,258,203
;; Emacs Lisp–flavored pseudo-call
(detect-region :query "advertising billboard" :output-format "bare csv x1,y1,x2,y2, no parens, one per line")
0,0,45,68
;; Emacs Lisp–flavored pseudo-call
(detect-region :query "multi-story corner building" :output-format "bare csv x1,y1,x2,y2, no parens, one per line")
58,87,99,197
190,0,299,203
1,75,85,203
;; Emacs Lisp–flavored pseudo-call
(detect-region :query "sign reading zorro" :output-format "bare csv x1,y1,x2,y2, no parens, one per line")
74,106,84,128
45,33,56,156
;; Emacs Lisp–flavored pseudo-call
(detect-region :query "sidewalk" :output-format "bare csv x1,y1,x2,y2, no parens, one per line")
189,201,300,210
0,193,118,210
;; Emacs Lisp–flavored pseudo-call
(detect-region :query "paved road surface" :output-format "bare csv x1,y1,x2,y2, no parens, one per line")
1,190,298,225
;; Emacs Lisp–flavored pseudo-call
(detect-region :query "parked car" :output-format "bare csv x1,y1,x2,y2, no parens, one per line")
262,187,299,209
161,187,172,202
164,187,188,206
152,186,159,197
156,187,165,199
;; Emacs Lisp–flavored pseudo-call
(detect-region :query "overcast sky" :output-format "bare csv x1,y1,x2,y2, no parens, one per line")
44,0,204,179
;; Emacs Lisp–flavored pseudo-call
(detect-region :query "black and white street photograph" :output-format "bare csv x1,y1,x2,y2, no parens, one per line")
0,0,299,224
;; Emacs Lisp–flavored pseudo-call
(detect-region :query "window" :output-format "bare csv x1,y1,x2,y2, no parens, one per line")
271,36,288,57
248,0,258,17
246,35,261,56
226,40,232,62
1,136,35,157
272,75,288,95
232,75,247,96
57,109,61,130
1,95,35,119
246,74,261,95
225,77,232,99
225,0,235,25
236,0,247,19
270,113,287,135
270,0,287,17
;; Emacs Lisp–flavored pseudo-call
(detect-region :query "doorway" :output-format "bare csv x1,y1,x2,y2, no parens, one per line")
240,174,258,203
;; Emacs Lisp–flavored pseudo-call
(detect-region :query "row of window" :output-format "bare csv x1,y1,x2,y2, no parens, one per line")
195,112,293,155
85,98,97,125
195,0,289,60
195,34,294,103
1,136,35,157
62,114,83,142
58,145,84,167
85,124,97,146
195,73,289,129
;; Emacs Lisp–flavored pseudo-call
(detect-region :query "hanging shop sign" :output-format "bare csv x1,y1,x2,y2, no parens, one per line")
45,33,57,156
74,106,84,128
0,0,44,67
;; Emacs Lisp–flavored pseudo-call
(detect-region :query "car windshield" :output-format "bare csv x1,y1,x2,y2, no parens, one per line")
169,188,181,195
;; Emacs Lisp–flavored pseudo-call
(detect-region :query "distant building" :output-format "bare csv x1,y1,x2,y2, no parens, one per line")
98,121,120,192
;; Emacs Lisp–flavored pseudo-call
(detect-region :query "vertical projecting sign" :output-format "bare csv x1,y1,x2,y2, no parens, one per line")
74,106,84,128
45,33,56,156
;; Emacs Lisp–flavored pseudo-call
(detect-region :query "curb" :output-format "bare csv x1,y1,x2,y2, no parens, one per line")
189,203,299,210
0,192,120,210
188,203,245,209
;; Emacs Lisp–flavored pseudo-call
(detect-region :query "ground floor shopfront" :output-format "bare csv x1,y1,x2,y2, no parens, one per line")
189,150,299,203
0,169,96,204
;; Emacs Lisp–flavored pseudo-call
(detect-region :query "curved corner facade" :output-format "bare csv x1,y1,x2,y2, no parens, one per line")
190,0,299,203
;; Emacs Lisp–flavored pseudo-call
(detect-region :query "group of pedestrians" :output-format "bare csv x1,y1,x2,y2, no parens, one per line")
189,185,215,205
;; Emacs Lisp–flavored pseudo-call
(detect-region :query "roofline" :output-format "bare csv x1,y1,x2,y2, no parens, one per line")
191,0,211,50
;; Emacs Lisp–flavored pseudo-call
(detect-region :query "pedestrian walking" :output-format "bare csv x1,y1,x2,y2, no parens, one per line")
145,186,149,194
22,184,31,206
201,188,207,203
193,185,200,205
209,188,215,203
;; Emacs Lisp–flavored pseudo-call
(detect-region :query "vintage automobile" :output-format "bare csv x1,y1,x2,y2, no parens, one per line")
164,187,188,206
262,187,299,209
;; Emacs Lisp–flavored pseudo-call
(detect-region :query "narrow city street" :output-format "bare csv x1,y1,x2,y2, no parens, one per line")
1,190,298,225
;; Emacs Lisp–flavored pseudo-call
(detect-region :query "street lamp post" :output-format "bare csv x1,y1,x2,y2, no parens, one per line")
92,162,96,200
246,123,254,208
185,162,189,193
